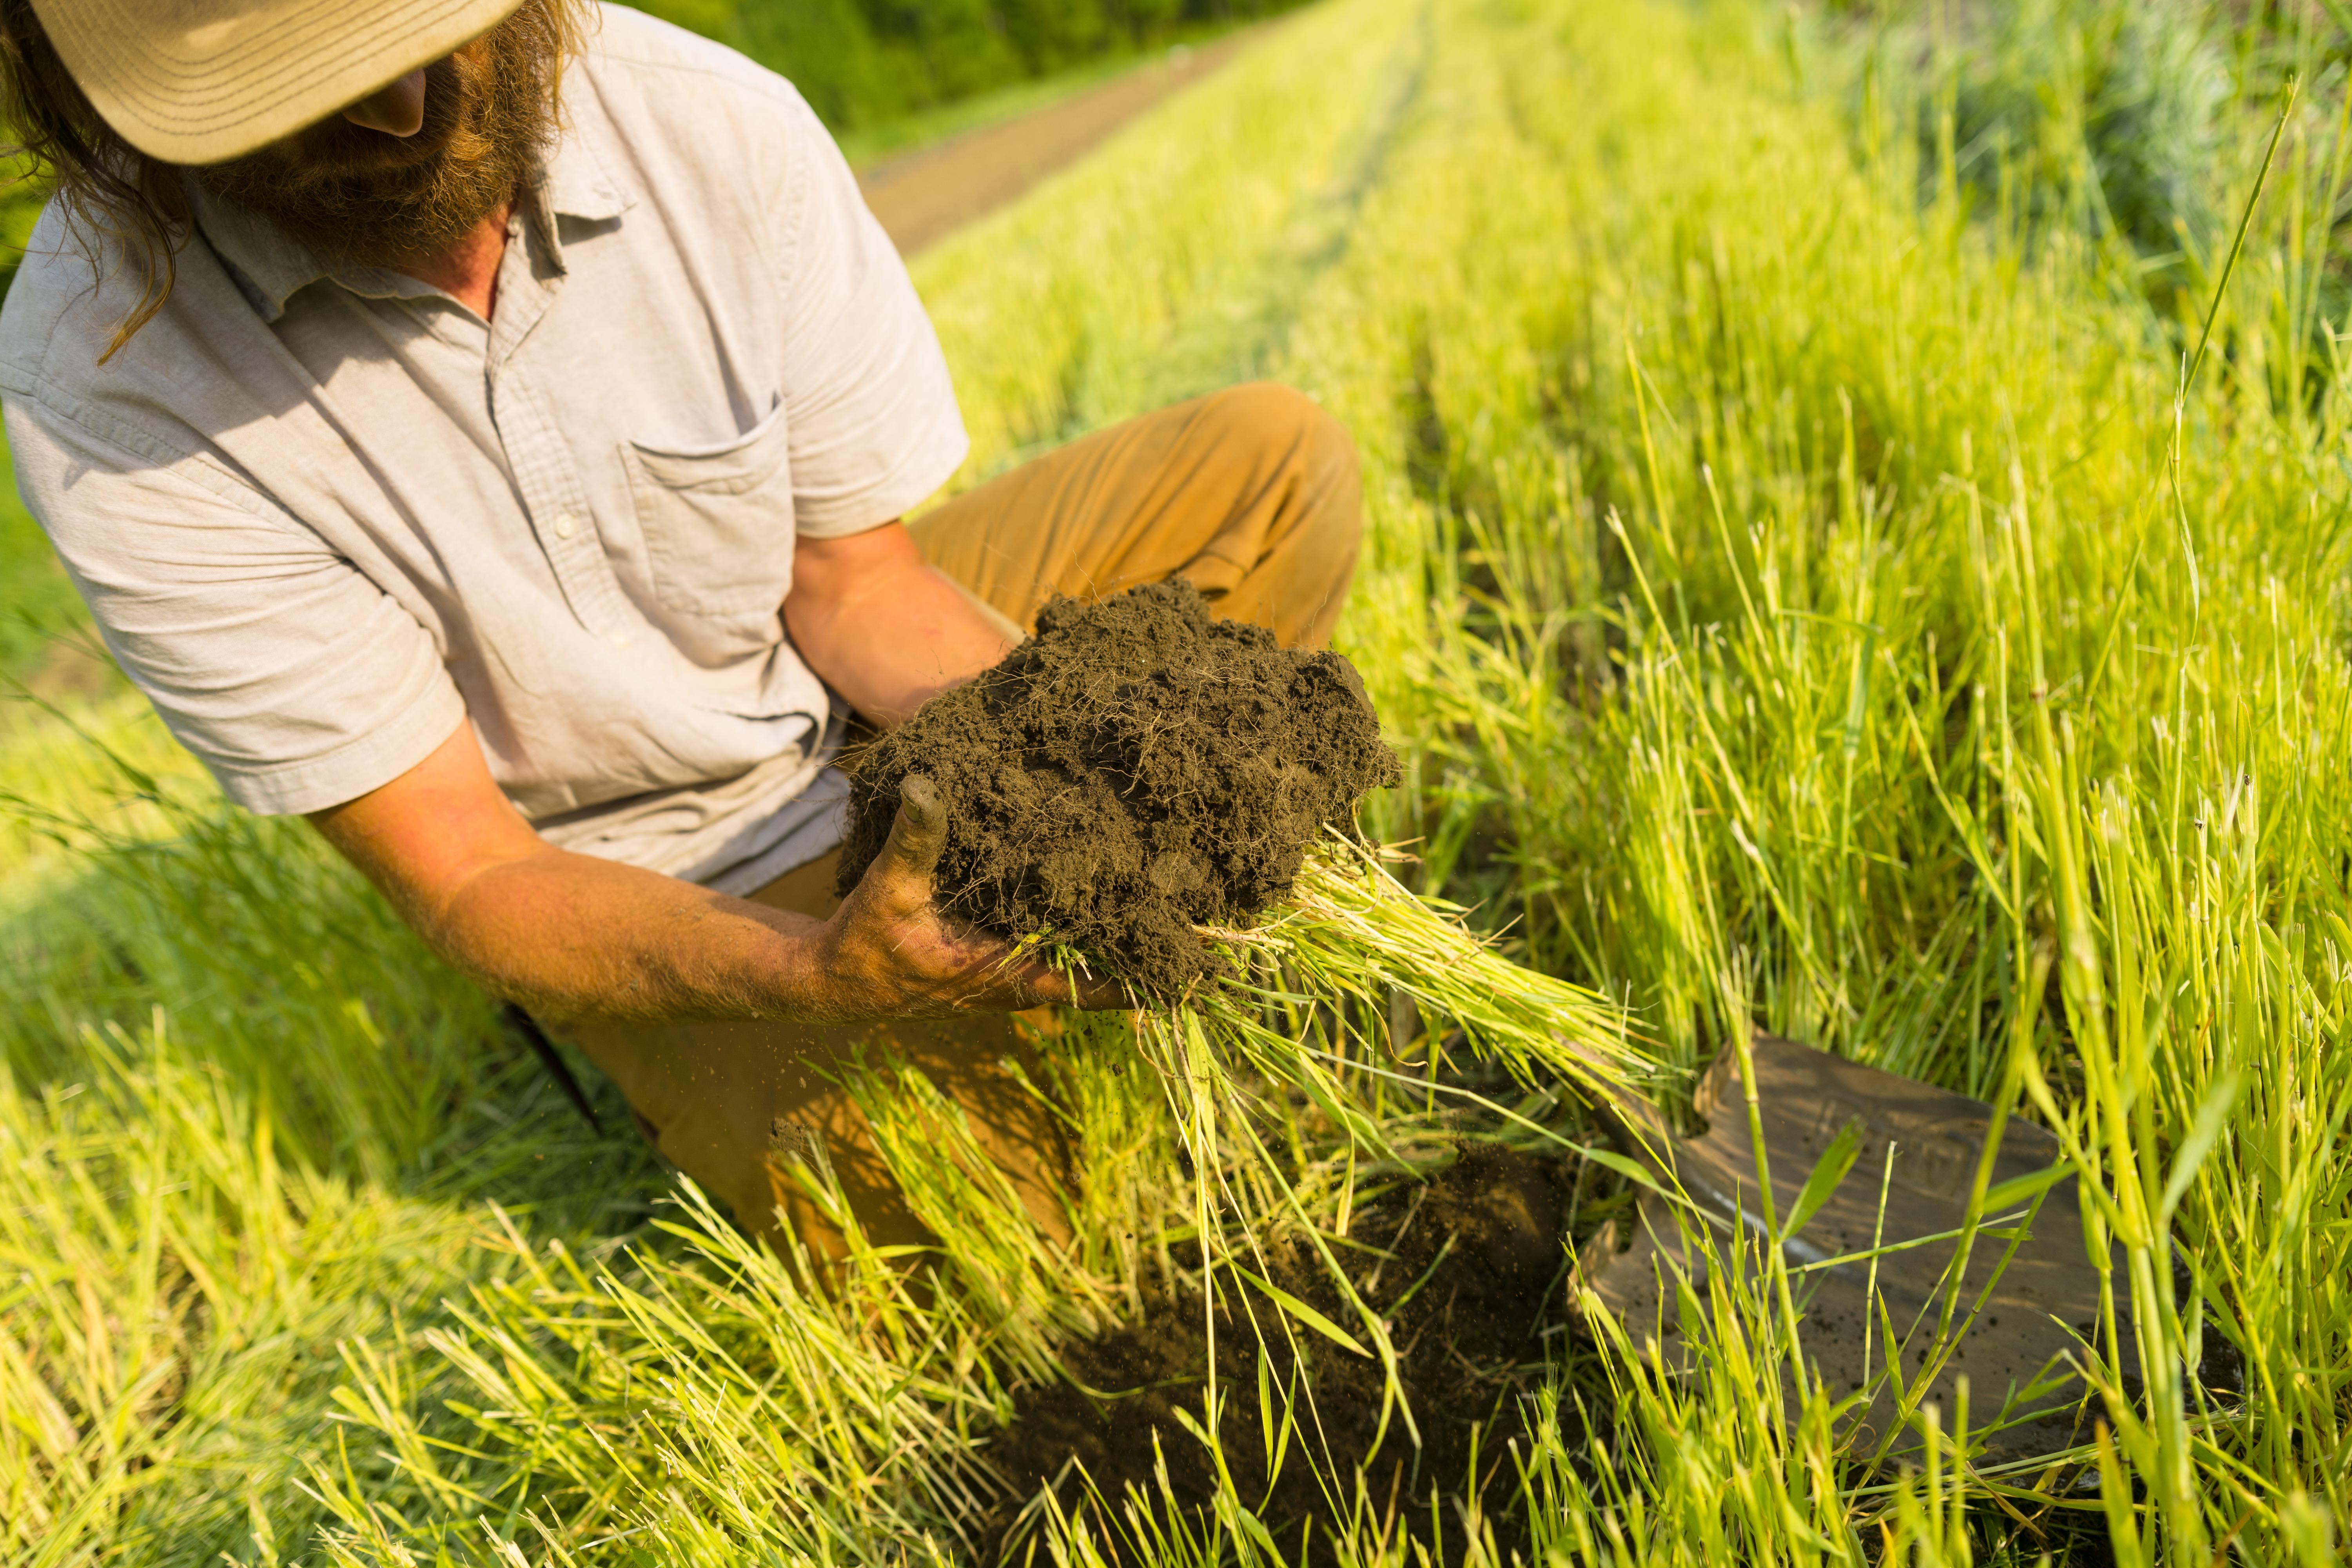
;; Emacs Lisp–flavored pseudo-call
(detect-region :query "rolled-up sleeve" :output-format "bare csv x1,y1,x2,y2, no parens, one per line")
772,91,969,538
5,397,466,814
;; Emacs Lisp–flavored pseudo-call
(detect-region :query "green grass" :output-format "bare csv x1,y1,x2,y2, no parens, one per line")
613,0,1311,138
6,0,2352,1563
0,394,94,687
0,157,82,688
619,0,1274,169
835,25,1257,171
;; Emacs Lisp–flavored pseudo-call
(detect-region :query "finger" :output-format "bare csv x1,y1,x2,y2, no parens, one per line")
1047,980,1130,1012
1072,972,1132,1010
878,774,948,884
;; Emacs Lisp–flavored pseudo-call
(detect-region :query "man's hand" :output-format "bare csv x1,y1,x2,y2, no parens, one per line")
310,721,1115,1026
814,776,1123,1016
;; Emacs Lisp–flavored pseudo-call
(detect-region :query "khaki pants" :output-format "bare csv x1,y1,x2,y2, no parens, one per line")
566,383,1362,1265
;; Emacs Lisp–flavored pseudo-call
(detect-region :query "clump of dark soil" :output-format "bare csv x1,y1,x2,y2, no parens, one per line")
974,1145,1580,1565
837,583,1400,1000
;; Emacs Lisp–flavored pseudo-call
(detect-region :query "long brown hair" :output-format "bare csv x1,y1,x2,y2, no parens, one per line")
0,0,194,358
0,0,590,360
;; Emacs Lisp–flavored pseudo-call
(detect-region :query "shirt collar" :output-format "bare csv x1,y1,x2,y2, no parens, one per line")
190,125,634,323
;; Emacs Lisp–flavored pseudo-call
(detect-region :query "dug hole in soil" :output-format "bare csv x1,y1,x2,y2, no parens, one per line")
836,581,1401,1001
975,1144,1584,1565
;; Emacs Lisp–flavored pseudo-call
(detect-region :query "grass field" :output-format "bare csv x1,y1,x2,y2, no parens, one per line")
6,0,2350,1563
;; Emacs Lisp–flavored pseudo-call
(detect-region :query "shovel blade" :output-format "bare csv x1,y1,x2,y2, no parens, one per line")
1579,1036,2122,1460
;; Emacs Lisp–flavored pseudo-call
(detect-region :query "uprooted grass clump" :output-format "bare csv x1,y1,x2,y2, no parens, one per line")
837,582,1401,1000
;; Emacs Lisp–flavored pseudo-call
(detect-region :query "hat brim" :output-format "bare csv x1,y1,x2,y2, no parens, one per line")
32,0,526,165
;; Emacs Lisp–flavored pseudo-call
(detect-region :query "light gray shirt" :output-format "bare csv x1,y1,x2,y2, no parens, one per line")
0,4,967,893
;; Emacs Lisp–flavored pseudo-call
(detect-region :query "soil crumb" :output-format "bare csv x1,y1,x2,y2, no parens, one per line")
837,583,1399,1000
975,1145,1577,1565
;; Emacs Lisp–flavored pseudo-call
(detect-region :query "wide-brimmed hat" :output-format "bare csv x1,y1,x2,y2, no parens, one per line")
29,0,526,165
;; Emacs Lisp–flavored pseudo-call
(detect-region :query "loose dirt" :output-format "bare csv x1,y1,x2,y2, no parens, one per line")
975,1145,1580,1565
836,583,1399,1000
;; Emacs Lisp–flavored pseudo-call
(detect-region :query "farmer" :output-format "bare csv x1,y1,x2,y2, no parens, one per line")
0,0,1359,1265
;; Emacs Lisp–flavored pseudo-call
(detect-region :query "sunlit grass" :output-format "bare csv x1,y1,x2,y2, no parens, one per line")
4,0,2348,1562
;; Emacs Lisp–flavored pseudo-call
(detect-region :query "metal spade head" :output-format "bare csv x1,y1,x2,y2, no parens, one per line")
1577,1036,2139,1461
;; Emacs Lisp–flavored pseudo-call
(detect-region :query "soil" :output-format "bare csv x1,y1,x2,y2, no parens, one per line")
971,1145,1580,1565
836,583,1400,1001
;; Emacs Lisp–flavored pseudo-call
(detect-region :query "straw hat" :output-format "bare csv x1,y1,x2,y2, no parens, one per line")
29,0,526,165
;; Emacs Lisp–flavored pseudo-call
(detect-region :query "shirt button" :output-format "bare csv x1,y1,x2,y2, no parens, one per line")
553,512,578,540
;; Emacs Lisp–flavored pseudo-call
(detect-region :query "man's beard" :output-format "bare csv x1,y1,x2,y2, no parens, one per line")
189,1,565,269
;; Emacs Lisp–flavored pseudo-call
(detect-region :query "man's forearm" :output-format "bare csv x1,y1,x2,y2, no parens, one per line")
787,523,1015,728
310,715,1086,1033
417,844,834,1025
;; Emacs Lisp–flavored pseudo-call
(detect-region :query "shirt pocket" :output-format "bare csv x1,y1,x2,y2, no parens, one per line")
622,397,795,618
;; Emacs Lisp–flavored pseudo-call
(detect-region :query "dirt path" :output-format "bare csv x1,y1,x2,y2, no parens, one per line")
857,33,1255,258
